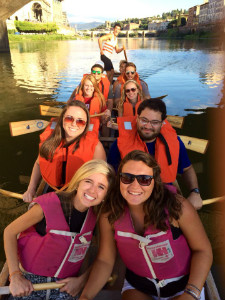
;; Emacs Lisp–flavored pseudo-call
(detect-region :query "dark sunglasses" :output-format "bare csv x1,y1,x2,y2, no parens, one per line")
126,71,135,75
64,116,86,127
125,88,137,93
92,70,101,75
120,173,153,186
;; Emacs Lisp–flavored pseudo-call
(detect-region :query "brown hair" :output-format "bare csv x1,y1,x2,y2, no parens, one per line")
118,80,143,115
125,62,136,72
39,101,90,161
104,150,182,231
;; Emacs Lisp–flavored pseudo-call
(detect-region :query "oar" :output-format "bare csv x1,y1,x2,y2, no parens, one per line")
9,120,50,137
0,282,65,295
179,135,208,154
124,49,128,61
166,115,183,129
42,100,67,106
1,188,224,206
40,105,105,118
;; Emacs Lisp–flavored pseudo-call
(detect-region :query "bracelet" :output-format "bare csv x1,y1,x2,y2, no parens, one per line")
184,288,201,300
186,283,201,293
9,270,23,282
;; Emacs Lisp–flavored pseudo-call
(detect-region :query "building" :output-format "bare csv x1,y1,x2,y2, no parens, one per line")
105,21,111,29
199,2,210,24
186,5,200,27
8,0,64,25
124,21,140,30
148,21,169,31
208,0,225,23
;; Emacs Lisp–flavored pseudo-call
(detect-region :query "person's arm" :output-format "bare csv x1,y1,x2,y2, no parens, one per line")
114,84,121,106
93,141,106,161
172,198,213,300
115,44,125,54
98,34,112,55
79,214,117,300
23,157,41,203
182,165,203,210
4,204,44,297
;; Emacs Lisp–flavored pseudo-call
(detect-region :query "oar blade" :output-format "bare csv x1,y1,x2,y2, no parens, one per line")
40,105,62,117
9,120,49,136
167,115,184,129
179,135,209,154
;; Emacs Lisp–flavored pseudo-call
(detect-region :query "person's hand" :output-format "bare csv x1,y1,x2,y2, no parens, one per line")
100,50,104,55
57,277,85,297
9,273,33,297
101,109,111,124
187,192,203,210
107,120,118,130
123,45,126,50
23,187,36,203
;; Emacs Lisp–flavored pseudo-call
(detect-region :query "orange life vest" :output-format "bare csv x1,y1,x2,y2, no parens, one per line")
117,116,179,183
39,119,99,188
122,95,142,117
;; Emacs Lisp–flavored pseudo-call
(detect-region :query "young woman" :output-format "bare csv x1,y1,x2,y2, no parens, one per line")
4,159,115,299
79,150,213,300
68,74,111,126
23,100,106,202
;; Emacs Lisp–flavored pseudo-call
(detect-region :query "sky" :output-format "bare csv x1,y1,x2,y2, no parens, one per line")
62,0,204,23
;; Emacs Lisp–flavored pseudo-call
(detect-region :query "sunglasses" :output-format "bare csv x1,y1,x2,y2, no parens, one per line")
64,116,86,127
125,88,137,93
120,173,153,186
126,71,135,75
92,70,101,75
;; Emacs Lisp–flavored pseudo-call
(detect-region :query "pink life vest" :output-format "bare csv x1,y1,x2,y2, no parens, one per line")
114,206,191,285
18,192,96,278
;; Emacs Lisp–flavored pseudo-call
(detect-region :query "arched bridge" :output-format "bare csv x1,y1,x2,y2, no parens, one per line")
0,0,32,52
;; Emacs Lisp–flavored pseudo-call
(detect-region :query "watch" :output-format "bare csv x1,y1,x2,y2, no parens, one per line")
190,188,200,194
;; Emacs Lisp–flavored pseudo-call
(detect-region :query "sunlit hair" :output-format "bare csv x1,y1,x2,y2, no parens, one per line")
118,80,143,115
125,62,136,72
79,74,106,111
40,101,90,161
104,150,182,231
58,159,115,215
137,99,167,121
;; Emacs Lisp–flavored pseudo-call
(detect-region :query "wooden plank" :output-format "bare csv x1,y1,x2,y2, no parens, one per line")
166,115,184,129
179,135,209,154
9,120,49,136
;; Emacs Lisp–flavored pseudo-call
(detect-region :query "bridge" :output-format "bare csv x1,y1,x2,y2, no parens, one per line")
0,0,31,52
79,30,157,38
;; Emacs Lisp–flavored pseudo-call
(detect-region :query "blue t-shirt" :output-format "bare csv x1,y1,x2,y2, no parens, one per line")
107,136,191,175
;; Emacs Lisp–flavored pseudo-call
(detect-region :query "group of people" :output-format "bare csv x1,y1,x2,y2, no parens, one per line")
3,23,212,300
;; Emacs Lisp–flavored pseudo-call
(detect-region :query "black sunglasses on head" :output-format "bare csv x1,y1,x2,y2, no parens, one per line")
120,173,153,186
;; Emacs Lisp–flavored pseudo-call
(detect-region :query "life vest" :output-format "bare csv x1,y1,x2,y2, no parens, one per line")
75,91,104,118
120,72,142,94
114,206,191,282
39,119,99,188
102,34,117,57
117,116,179,183
18,192,96,278
122,95,142,117
82,74,110,101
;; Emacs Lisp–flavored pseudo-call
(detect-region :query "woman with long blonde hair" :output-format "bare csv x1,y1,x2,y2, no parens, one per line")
4,159,115,300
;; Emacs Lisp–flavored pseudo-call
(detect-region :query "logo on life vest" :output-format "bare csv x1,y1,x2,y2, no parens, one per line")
146,240,174,263
68,243,90,263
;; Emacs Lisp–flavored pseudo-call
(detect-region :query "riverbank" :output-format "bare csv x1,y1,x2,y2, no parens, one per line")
8,33,85,42
157,28,221,40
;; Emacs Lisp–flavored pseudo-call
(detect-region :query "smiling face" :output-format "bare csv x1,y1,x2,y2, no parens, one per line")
83,79,94,97
125,82,138,103
113,25,121,36
91,67,102,84
74,173,109,211
137,108,163,142
125,66,136,80
63,106,87,143
120,160,154,208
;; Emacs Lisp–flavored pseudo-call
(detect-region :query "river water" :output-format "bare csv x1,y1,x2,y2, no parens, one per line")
0,37,225,296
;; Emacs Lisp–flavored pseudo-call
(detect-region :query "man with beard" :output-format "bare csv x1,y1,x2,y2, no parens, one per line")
107,99,202,210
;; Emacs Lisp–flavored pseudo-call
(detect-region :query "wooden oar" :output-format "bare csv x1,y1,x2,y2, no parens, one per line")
166,115,183,129
179,135,209,154
40,105,105,118
9,120,50,137
42,100,67,106
0,282,65,295
124,49,128,61
1,188,224,206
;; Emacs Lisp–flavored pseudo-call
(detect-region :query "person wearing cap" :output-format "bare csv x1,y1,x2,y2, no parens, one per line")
99,23,126,84
107,99,203,210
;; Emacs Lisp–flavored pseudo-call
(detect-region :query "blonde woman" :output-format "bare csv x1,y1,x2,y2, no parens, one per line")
4,160,115,300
